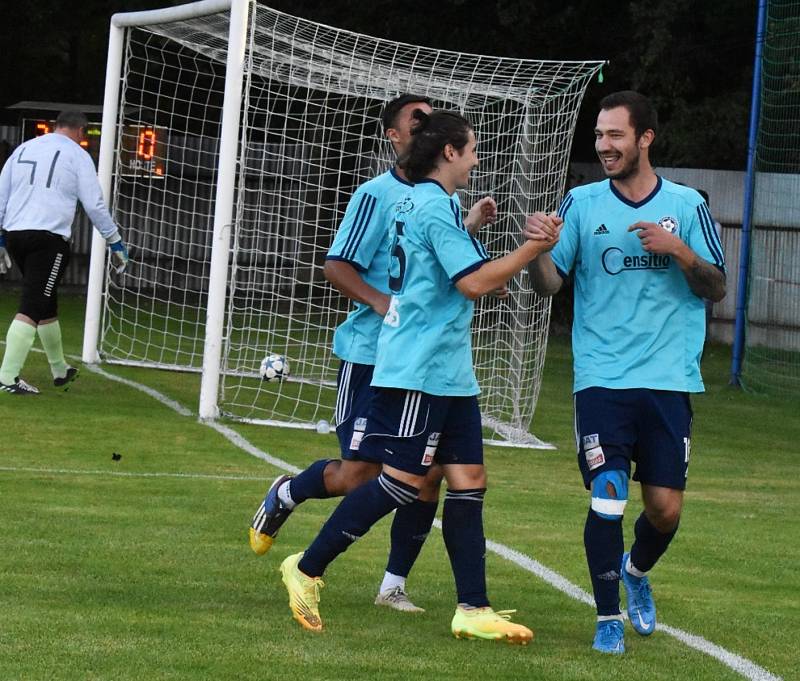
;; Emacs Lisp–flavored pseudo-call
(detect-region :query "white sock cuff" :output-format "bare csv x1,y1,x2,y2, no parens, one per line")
625,555,647,578
379,572,406,594
277,480,295,509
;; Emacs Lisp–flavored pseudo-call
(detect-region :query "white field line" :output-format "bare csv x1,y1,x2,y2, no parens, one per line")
1,349,783,681
0,465,271,482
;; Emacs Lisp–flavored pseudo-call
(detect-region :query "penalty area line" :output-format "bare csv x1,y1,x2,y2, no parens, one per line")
19,355,783,681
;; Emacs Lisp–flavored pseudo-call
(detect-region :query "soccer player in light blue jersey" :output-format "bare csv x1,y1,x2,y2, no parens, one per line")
249,95,497,612
525,91,726,654
279,110,557,641
0,110,129,395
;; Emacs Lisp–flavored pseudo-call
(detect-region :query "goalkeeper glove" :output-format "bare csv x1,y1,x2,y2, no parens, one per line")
108,237,129,274
0,232,11,275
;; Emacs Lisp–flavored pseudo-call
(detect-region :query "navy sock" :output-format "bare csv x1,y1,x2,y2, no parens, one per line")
386,500,438,578
584,509,623,616
288,459,332,504
442,488,489,608
630,512,679,573
299,473,418,577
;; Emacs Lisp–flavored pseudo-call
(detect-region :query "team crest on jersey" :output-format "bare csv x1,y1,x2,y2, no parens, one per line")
396,197,414,214
658,216,679,234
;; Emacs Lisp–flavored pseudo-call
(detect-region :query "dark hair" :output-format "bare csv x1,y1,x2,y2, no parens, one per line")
697,189,710,205
55,110,89,130
380,93,432,133
400,110,473,183
599,90,658,140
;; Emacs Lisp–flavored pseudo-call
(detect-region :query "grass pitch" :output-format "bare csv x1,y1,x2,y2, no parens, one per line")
0,289,797,681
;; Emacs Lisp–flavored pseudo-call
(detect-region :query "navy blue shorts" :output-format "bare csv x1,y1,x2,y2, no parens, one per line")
334,361,382,462
574,387,693,491
358,389,484,477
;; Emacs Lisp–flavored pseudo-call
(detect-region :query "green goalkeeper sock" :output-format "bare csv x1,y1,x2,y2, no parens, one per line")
0,319,37,385
37,320,69,379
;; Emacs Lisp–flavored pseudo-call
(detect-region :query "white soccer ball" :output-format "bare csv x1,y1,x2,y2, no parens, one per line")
259,354,289,382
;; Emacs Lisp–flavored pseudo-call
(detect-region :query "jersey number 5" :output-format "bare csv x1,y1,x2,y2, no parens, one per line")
388,220,406,293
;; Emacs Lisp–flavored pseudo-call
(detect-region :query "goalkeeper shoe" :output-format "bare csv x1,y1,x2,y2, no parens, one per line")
249,474,294,556
451,606,533,645
620,552,656,635
0,377,40,395
280,552,324,632
54,366,79,389
592,619,625,654
374,586,425,613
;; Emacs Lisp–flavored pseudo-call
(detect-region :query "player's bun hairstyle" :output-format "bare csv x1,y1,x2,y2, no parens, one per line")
380,93,432,133
599,90,658,141
400,110,473,183
55,110,89,130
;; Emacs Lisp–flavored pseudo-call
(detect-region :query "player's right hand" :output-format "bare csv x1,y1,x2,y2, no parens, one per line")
109,239,130,274
523,212,562,246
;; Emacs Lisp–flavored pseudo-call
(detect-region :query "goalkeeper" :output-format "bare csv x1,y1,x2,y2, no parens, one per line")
0,110,129,395
249,94,497,612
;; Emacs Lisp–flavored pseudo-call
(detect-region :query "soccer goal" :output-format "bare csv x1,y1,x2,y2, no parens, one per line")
82,0,603,448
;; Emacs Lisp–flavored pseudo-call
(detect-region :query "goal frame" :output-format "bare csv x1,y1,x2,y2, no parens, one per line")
83,0,603,449
82,0,244,423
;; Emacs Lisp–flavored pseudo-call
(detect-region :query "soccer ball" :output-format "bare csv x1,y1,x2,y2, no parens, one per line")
259,354,289,382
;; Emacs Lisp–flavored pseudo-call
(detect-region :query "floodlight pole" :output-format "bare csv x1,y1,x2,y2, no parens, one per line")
730,0,768,387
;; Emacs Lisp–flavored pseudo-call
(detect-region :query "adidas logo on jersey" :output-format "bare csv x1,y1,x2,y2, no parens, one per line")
593,224,610,235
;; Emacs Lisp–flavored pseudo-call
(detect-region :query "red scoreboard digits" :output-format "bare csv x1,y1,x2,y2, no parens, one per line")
21,119,165,177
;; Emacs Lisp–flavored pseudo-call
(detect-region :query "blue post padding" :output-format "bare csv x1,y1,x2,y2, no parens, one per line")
591,469,629,520
731,0,768,386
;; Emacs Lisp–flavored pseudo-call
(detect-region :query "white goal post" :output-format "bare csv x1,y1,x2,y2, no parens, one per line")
82,0,603,448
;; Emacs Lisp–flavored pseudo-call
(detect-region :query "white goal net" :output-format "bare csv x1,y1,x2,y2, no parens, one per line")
87,0,603,447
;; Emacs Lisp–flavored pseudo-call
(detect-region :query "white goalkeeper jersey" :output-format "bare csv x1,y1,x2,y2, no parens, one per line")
0,132,119,241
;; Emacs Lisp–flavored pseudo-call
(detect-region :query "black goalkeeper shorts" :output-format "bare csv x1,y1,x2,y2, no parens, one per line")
7,230,71,323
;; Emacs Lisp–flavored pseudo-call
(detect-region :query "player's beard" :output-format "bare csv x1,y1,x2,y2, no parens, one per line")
599,147,640,181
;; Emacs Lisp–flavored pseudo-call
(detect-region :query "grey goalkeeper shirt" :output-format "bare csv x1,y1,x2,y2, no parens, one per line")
0,132,120,242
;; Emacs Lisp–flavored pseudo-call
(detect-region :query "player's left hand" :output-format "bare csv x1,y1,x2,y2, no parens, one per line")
491,285,509,299
628,221,682,255
464,196,497,233
0,246,11,275
109,239,130,273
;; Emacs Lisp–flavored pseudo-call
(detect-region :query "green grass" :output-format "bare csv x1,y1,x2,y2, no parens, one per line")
0,289,797,681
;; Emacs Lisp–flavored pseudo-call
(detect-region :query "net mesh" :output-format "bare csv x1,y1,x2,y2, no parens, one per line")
742,0,800,394
101,1,603,445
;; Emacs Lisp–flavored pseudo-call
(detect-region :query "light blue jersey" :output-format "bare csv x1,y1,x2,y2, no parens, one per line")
326,168,413,365
551,177,725,393
372,179,490,396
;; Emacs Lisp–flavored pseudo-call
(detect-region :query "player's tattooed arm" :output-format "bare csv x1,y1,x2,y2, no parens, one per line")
682,254,726,302
628,221,726,302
